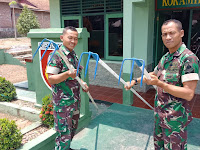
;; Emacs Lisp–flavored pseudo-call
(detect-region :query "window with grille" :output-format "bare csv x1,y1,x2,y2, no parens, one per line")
60,0,123,16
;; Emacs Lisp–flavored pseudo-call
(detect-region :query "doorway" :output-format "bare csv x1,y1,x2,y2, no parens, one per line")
105,14,123,60
190,10,200,59
83,15,104,58
154,10,190,66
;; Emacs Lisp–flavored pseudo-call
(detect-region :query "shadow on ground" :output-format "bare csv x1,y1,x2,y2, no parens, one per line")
71,103,200,150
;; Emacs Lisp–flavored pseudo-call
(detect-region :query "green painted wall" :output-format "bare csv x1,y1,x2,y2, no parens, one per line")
0,49,25,67
26,61,36,91
123,0,155,72
0,50,5,64
123,0,155,105
147,1,155,65
49,0,61,28
134,1,155,65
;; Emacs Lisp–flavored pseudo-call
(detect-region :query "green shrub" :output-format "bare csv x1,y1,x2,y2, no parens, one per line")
0,118,23,150
0,77,16,102
39,95,54,128
16,5,40,36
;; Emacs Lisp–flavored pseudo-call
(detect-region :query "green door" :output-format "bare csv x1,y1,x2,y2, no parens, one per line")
105,14,123,60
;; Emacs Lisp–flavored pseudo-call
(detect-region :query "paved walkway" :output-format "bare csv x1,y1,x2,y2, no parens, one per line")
89,85,200,119
15,81,36,103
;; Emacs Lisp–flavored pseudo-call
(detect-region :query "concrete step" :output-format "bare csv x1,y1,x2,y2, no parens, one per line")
4,47,33,65
13,54,32,61
20,60,26,65
13,53,32,65
21,121,42,135
0,101,40,122
5,48,32,57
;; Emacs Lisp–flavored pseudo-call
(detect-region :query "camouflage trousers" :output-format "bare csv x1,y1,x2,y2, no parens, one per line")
154,116,188,150
53,102,80,150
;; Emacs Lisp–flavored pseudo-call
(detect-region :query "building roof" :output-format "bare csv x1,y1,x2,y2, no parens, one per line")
20,0,49,11
1,0,49,11
1,0,12,2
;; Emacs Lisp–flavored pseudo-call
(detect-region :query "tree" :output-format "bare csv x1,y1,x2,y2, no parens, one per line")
9,1,17,39
16,6,40,36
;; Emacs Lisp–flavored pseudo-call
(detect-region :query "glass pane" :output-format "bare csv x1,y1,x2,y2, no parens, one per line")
108,18,123,56
64,20,79,28
83,16,104,58
190,10,200,59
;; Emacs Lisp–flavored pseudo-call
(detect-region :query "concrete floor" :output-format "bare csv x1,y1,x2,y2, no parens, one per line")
71,103,200,150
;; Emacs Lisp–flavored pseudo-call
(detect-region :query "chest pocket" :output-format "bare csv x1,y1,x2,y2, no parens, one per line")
61,57,76,73
165,61,181,83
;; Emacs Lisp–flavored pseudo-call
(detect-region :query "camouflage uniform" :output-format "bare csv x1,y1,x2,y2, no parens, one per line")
153,44,199,150
46,45,83,150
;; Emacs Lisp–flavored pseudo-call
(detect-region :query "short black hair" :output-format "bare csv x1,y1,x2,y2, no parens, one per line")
162,19,183,31
63,26,78,35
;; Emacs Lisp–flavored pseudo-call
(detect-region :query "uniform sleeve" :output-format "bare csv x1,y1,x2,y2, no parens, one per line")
46,52,61,75
181,55,199,83
154,65,158,75
154,53,167,75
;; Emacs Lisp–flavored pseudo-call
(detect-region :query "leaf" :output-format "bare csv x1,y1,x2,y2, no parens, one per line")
9,1,17,6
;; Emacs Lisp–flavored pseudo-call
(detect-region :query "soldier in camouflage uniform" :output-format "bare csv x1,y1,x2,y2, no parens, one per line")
125,19,199,150
46,26,89,150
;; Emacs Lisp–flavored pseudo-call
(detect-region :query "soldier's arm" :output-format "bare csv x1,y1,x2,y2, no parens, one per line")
46,52,78,85
80,79,89,92
149,76,197,101
47,69,77,85
124,72,156,90
146,55,199,101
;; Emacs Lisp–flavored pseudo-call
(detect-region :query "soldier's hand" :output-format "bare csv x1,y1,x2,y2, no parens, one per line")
82,82,89,92
67,69,77,79
124,80,135,90
146,75,159,85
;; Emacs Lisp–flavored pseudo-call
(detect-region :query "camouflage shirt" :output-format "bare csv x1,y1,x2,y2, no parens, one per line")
154,43,199,129
46,45,82,112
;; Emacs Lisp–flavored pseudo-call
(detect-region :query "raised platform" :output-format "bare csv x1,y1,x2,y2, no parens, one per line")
71,103,200,150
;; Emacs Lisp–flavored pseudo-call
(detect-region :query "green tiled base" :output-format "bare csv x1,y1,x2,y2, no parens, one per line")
71,103,200,150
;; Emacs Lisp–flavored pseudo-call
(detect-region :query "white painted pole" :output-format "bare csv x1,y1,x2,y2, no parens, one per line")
57,50,98,109
98,59,154,110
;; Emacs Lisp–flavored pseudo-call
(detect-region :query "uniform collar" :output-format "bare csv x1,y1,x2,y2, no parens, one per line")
60,45,75,56
164,43,186,62
172,43,186,57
